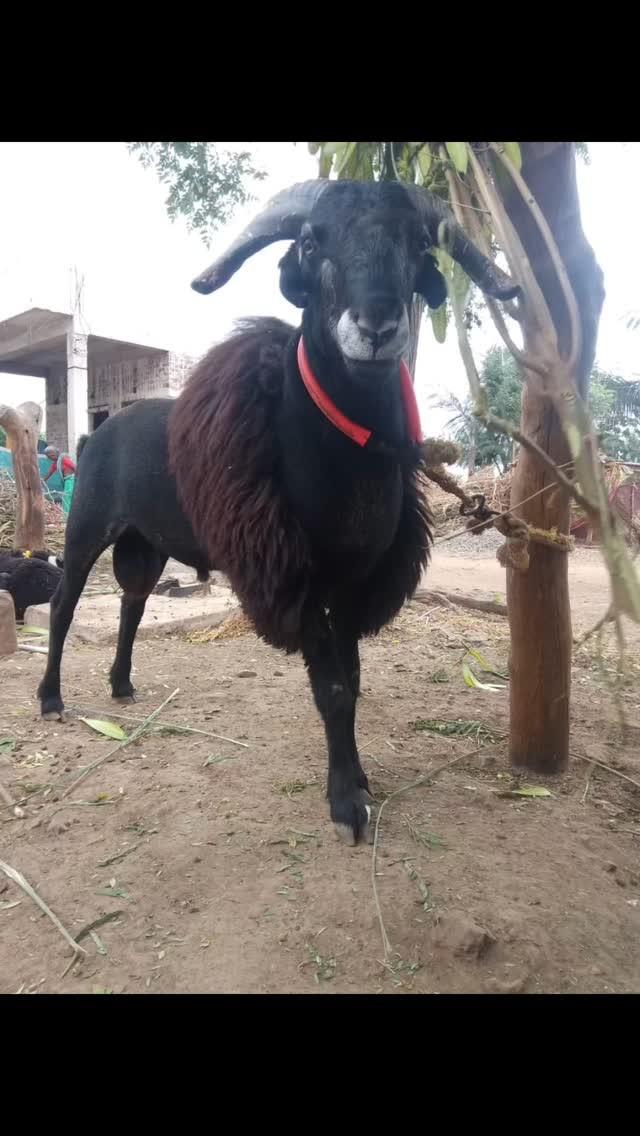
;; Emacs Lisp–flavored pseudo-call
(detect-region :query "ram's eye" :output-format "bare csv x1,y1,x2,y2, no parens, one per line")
301,237,315,257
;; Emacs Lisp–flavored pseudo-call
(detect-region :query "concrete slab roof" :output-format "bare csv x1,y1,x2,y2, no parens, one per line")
0,307,168,377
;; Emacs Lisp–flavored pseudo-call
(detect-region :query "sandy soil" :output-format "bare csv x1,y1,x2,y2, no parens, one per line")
1,544,639,994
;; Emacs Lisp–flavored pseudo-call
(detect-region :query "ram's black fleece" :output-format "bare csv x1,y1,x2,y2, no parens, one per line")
169,318,431,652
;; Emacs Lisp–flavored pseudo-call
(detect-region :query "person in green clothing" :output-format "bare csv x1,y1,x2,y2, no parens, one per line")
43,446,77,516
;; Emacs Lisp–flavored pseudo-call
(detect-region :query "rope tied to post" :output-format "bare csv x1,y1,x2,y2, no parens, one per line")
420,438,574,572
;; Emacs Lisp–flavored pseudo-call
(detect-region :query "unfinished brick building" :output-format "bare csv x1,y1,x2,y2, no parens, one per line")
0,307,197,454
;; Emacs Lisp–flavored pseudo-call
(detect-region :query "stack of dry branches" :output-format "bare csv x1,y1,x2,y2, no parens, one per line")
0,473,66,553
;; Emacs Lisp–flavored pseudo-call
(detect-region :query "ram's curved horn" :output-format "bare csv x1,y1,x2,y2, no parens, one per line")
404,185,521,302
192,177,520,302
191,181,331,295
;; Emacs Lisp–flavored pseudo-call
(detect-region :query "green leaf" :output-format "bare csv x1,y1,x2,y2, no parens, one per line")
335,141,357,177
20,626,49,636
318,150,334,177
343,144,372,181
96,886,130,899
0,737,15,753
417,147,432,185
79,718,128,741
411,719,501,745
500,142,522,171
499,786,553,799
204,754,234,767
464,646,509,681
451,262,471,307
462,662,506,692
434,248,453,277
445,142,469,174
89,930,108,955
430,303,448,344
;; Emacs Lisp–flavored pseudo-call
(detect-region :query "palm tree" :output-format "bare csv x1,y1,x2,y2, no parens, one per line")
606,374,640,418
431,392,478,474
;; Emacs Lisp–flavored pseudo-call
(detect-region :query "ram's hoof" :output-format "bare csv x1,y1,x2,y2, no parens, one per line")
332,801,372,846
40,693,65,721
111,681,137,703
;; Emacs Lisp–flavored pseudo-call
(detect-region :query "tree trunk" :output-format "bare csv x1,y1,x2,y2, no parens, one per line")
502,143,604,398
467,420,478,476
501,143,604,772
507,385,571,771
0,401,46,551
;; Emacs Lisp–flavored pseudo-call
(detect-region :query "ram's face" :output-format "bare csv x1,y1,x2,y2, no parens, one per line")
311,212,413,365
279,205,446,369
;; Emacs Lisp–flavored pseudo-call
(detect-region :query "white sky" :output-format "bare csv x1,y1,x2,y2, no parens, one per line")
0,141,638,436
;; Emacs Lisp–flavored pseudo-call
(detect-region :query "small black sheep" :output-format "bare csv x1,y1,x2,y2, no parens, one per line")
0,557,63,620
1,549,61,568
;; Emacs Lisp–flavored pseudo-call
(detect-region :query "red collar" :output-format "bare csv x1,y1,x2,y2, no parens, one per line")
296,337,422,449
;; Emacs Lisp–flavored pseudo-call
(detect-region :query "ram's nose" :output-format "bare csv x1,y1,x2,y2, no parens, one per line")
353,315,399,347
351,299,403,348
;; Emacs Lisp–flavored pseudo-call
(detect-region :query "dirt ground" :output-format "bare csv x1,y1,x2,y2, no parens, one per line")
1,542,639,995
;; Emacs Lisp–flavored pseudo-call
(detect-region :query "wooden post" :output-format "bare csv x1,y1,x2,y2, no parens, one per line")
0,400,46,551
506,386,571,772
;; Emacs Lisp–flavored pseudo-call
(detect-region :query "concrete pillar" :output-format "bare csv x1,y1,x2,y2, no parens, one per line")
45,365,68,451
66,327,88,457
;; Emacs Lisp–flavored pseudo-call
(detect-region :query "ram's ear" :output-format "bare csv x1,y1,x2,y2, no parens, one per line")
415,253,448,310
278,244,308,308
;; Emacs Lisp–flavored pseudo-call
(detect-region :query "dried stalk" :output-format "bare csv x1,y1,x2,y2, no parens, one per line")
0,858,86,956
575,606,615,647
570,750,640,793
60,688,179,799
372,746,488,964
67,705,249,749
0,780,25,818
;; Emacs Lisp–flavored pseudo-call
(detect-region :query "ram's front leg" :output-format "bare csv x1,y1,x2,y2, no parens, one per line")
302,608,371,845
331,605,373,801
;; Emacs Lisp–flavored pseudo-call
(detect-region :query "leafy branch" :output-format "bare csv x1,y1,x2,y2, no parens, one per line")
129,142,266,246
